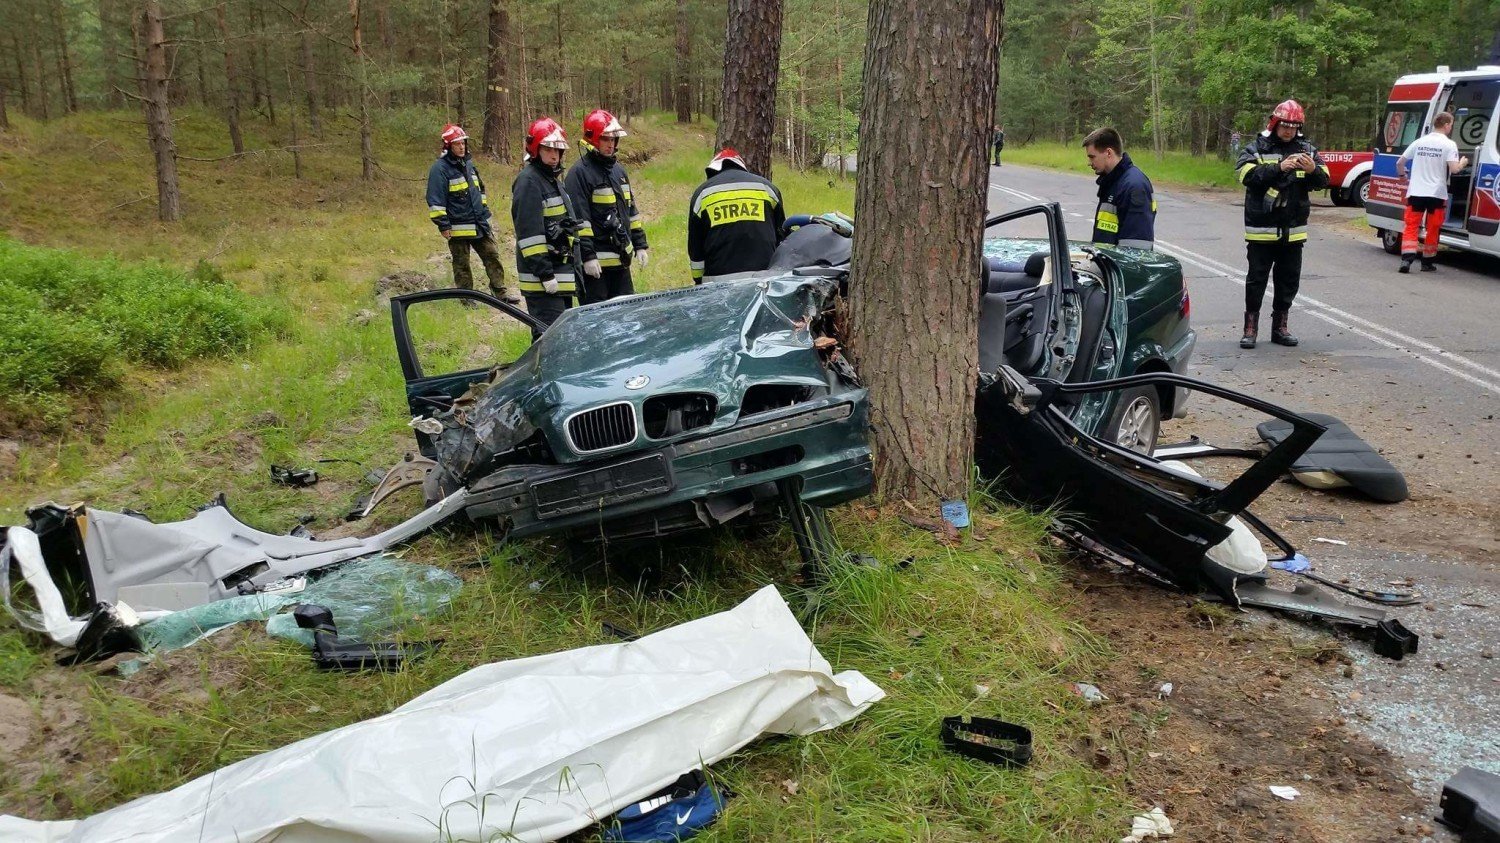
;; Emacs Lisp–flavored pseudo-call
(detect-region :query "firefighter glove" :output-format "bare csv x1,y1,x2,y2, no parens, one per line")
583,259,603,278
636,249,649,268
541,277,560,295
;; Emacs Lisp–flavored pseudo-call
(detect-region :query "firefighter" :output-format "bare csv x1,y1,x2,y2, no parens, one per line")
425,124,521,303
511,117,582,335
1083,127,1156,250
686,149,786,284
564,109,650,304
1234,99,1329,348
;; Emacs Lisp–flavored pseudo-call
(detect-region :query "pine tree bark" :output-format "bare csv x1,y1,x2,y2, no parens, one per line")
30,22,50,120
299,19,322,134
137,0,181,221
216,3,245,154
846,0,1003,503
674,0,691,123
716,0,782,179
11,34,32,115
351,0,375,180
100,0,125,107
451,0,467,129
49,0,78,112
0,83,10,131
193,13,209,105
480,0,513,160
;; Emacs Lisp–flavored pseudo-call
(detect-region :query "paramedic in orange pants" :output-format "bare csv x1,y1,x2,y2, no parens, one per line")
1397,111,1468,272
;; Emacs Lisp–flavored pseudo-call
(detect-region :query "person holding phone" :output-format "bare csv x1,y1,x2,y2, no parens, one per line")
1233,99,1329,348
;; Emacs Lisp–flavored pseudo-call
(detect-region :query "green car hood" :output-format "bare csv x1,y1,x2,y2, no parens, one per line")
433,273,841,476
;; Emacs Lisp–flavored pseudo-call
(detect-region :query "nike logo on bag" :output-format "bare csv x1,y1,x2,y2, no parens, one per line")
675,807,693,825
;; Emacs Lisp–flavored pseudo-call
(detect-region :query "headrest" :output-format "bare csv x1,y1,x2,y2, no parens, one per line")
1024,251,1047,278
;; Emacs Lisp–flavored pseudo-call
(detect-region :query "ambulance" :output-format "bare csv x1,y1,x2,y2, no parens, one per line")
1366,65,1500,257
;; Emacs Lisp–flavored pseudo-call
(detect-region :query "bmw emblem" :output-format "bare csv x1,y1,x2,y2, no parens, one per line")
625,375,650,390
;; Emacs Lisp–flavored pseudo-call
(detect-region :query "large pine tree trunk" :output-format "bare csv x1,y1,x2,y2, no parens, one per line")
216,3,245,155
847,0,1003,503
0,83,10,131
480,0,512,160
674,0,691,123
716,0,782,179
30,24,50,120
137,0,181,221
11,34,32,115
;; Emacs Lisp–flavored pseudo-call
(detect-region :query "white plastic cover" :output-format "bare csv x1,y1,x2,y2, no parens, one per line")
1158,460,1269,575
0,585,884,843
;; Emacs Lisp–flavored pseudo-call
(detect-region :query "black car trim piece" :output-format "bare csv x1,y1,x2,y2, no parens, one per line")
530,452,674,518
389,288,545,382
675,402,856,456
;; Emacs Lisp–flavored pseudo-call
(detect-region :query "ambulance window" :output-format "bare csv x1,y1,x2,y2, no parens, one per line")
1446,78,1500,152
1377,104,1425,154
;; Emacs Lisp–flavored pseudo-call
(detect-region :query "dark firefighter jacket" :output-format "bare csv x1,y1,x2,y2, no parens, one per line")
686,165,786,283
564,146,650,269
511,158,580,294
1091,153,1157,249
426,152,492,237
1235,132,1330,243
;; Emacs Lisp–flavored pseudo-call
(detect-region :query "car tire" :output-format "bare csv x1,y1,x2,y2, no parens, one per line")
1351,174,1370,208
1106,386,1161,455
1380,228,1402,255
1330,187,1348,206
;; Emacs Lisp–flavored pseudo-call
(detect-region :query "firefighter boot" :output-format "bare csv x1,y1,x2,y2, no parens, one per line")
1271,310,1299,346
1239,311,1259,349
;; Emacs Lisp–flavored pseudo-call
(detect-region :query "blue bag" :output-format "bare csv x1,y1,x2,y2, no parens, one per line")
603,770,724,842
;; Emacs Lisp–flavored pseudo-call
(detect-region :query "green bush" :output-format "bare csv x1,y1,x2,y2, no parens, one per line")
0,238,290,418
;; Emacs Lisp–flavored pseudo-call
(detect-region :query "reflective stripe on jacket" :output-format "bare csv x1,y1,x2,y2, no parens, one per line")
425,152,491,235
1235,132,1330,243
1091,153,1156,249
511,159,580,294
686,166,785,282
564,146,649,268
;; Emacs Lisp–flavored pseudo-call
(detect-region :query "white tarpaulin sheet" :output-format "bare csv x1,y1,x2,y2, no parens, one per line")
0,585,883,843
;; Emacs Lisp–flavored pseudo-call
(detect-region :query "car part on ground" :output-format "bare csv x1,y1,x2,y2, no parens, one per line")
1,493,470,661
292,603,439,671
940,716,1033,768
347,452,438,521
1257,412,1409,503
0,586,883,843
1440,767,1500,841
269,464,319,487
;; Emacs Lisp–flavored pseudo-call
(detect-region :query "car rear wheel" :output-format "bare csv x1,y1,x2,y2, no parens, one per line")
1380,228,1402,255
1107,386,1161,455
1330,187,1348,206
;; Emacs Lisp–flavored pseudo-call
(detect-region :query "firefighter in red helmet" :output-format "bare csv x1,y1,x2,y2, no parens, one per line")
563,109,651,304
425,123,520,303
510,117,582,335
1233,99,1329,348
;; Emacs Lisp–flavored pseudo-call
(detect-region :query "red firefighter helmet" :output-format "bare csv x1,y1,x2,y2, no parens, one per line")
1267,100,1306,133
582,109,628,146
705,148,748,175
524,117,569,157
440,123,468,151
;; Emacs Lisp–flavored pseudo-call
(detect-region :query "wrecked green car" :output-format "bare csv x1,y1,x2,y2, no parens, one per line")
388,272,873,544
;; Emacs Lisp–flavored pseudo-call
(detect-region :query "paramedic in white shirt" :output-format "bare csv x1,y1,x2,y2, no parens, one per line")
1396,111,1468,272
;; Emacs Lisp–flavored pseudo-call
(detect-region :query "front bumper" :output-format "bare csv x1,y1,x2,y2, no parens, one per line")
459,396,873,539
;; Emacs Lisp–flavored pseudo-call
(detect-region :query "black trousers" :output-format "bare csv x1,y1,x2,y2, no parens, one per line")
1245,240,1303,313
522,292,571,339
580,266,635,305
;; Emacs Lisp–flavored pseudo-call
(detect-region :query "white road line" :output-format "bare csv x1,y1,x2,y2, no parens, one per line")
990,182,1042,203
1157,239,1500,396
1161,239,1500,383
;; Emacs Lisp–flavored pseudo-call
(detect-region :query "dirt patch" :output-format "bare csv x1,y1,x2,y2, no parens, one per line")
1066,562,1440,842
0,693,38,757
375,269,433,300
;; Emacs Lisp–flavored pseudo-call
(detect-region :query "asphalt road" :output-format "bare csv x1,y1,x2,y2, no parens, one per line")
984,162,1499,798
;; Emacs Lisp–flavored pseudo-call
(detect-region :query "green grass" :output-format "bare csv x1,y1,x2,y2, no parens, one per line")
1004,142,1242,190
0,109,1130,839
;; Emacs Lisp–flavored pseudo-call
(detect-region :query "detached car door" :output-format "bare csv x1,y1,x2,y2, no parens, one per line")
390,289,546,456
975,366,1324,600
